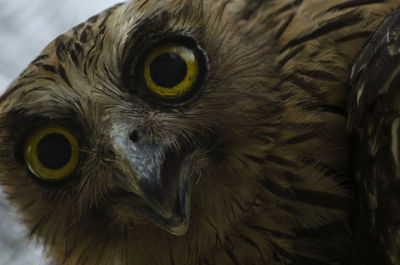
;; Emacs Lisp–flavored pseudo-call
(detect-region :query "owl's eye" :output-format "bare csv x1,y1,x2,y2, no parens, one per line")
141,41,206,101
23,125,79,181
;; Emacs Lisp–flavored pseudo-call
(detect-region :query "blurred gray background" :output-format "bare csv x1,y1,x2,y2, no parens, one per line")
0,1,122,264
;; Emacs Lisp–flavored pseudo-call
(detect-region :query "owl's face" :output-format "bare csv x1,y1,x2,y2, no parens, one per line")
0,0,279,262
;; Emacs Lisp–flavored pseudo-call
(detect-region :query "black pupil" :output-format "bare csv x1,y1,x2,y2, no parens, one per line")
37,133,72,170
150,52,187,88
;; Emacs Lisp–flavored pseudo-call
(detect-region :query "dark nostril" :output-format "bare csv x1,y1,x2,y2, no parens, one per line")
129,131,139,143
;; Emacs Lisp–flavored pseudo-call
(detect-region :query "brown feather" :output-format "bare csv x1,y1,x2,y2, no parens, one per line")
0,0,399,264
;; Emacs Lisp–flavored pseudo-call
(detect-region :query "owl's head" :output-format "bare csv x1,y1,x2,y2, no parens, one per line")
0,0,280,263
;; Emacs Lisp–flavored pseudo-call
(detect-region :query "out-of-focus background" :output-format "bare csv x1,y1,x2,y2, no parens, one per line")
0,1,122,264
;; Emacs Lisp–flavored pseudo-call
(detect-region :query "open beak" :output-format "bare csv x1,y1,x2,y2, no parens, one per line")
111,132,193,236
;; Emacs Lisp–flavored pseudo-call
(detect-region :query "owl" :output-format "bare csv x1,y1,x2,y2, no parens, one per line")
1,0,400,264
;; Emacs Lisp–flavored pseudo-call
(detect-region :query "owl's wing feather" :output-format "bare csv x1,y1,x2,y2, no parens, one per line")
348,5,400,265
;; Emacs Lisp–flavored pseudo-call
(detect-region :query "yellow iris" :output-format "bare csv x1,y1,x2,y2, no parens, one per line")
143,43,199,99
24,125,79,181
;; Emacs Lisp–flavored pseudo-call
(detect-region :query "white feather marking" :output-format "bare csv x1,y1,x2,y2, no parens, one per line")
356,82,364,106
391,118,400,171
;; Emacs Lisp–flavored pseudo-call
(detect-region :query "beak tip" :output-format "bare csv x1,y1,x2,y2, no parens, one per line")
142,201,191,236
169,223,189,236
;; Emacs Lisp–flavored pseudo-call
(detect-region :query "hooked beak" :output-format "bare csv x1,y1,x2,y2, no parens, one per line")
111,132,193,236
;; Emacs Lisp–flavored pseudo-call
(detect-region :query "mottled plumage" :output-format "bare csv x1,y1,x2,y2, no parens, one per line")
349,6,400,264
0,0,399,264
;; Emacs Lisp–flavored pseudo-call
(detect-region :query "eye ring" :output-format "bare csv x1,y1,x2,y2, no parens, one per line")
24,125,79,181
143,42,199,99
